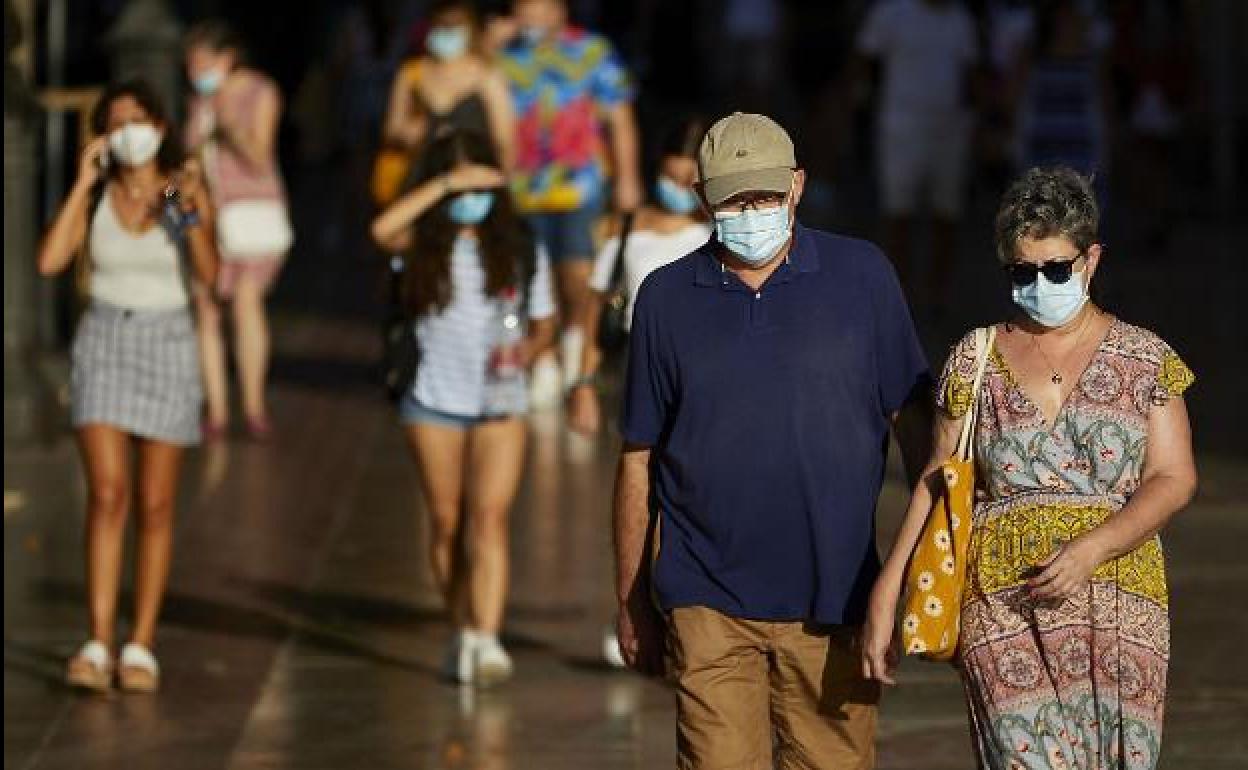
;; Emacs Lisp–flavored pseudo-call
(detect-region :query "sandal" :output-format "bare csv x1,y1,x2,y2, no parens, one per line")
66,640,113,693
118,642,161,693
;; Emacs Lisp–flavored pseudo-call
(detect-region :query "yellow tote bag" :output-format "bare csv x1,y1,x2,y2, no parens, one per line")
901,326,995,662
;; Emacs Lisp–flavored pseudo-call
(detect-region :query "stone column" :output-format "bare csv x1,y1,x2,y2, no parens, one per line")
4,0,46,444
106,0,184,117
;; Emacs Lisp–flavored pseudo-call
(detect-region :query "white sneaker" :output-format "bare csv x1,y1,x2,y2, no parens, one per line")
473,634,514,687
602,628,627,669
442,630,477,685
528,354,561,410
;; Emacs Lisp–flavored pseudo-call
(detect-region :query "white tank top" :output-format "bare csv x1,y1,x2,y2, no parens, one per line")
87,190,188,309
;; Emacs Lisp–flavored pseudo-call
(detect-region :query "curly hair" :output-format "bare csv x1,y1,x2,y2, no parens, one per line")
994,166,1098,263
404,130,532,317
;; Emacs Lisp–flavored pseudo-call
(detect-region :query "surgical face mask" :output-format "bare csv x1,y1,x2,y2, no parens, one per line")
655,176,699,215
108,123,164,167
192,68,226,95
519,24,547,45
1011,269,1089,328
448,191,496,225
426,25,470,60
713,199,793,266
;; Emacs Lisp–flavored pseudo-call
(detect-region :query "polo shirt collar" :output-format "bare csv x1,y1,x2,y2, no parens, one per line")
693,223,820,287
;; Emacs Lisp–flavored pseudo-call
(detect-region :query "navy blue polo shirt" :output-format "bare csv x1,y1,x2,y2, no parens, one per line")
620,223,930,625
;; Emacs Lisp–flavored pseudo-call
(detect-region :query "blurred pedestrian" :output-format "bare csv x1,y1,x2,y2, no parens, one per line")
1110,0,1196,254
37,81,218,694
855,0,979,318
373,0,517,206
614,113,931,768
1009,0,1114,182
863,167,1197,770
185,20,292,441
566,115,711,437
371,130,556,687
499,0,642,404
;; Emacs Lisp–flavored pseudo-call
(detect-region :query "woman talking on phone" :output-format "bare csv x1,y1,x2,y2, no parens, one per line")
37,80,218,693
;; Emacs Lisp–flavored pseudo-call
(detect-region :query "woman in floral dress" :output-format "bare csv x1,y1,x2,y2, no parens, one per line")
862,166,1197,769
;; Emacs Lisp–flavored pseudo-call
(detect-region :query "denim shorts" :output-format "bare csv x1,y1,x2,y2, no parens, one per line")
398,395,489,430
526,194,606,264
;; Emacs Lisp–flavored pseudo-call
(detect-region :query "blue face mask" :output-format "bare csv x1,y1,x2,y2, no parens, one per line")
448,191,496,225
193,69,225,95
1011,270,1089,327
426,26,469,60
519,25,546,46
655,176,699,215
713,202,792,266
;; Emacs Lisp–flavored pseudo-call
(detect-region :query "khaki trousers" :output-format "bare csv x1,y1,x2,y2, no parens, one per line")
668,606,880,770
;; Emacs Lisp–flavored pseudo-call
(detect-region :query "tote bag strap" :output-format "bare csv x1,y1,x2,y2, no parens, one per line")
954,325,998,462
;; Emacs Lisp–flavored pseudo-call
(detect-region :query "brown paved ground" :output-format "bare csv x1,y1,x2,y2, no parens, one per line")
6,190,1246,768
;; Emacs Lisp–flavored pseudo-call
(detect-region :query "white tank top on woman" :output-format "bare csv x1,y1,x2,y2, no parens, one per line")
88,190,188,310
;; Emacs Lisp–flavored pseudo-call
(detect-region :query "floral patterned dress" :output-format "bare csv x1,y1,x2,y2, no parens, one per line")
936,318,1194,770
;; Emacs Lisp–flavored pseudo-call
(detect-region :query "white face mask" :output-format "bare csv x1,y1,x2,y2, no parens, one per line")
108,123,163,167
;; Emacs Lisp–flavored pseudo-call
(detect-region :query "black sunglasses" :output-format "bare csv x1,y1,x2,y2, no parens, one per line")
1003,257,1082,287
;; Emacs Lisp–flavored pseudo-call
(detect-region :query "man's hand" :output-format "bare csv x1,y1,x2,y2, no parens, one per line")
617,596,665,676
613,173,642,213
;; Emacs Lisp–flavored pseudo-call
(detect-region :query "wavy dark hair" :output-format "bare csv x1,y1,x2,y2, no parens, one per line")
90,79,184,176
405,130,532,317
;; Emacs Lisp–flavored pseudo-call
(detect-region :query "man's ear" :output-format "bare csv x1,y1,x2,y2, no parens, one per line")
790,169,807,207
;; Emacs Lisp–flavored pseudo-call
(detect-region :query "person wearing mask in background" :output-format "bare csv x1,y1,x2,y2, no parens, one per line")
374,0,516,206
185,21,292,441
855,0,978,321
371,130,556,687
499,0,642,406
38,81,218,694
567,115,710,437
614,113,931,769
863,167,1196,770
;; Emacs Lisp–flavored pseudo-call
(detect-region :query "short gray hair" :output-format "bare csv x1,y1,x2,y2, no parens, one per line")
994,167,1098,263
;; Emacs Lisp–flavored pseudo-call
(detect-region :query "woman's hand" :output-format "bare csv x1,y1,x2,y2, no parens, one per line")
567,383,602,436
444,164,507,194
861,589,901,685
1027,534,1107,602
76,136,109,189
176,158,207,206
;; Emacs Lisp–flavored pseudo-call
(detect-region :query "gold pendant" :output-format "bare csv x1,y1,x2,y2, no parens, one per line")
1052,373,1063,385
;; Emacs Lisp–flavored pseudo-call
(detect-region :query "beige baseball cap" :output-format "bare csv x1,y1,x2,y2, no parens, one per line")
697,112,796,207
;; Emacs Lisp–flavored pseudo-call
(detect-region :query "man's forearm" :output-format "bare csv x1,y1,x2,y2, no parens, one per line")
613,446,653,605
607,103,641,188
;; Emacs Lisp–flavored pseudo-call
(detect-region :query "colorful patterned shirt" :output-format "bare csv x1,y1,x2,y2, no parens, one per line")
499,27,634,212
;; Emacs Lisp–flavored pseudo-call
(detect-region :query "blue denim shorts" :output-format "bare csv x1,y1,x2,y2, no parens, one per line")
526,194,606,264
398,395,488,430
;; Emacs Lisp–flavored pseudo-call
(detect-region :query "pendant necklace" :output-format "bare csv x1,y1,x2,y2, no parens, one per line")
1028,309,1096,386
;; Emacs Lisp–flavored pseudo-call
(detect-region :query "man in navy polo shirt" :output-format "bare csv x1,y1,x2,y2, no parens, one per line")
612,113,931,768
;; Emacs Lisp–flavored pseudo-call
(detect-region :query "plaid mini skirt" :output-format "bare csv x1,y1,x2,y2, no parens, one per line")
70,302,203,446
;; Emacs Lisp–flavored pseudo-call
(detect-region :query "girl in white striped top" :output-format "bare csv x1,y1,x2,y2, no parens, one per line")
372,130,555,687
